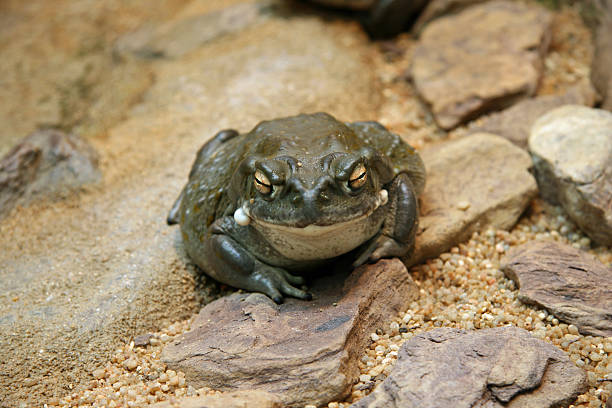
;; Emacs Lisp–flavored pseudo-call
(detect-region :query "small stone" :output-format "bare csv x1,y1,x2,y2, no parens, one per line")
133,333,154,347
370,333,380,342
457,201,470,211
124,358,138,371
92,369,106,380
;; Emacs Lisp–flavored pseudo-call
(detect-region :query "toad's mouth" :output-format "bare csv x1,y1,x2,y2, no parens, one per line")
232,189,388,229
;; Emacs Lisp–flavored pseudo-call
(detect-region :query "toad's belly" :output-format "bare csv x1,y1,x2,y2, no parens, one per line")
252,212,384,261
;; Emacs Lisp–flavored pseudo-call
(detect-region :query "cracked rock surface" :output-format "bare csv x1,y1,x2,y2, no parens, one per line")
350,326,587,408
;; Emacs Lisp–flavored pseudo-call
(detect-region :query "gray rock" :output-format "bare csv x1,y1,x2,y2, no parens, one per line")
150,390,281,408
468,82,598,148
410,1,552,129
350,327,587,408
114,2,272,59
529,105,612,245
0,129,100,218
408,133,538,265
501,241,612,337
591,0,612,111
162,259,418,408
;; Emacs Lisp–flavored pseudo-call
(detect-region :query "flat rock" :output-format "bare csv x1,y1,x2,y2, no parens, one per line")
501,241,612,337
0,129,100,218
468,82,598,148
351,326,587,408
162,259,418,408
151,390,281,408
529,105,612,245
591,1,612,111
0,11,379,406
410,0,552,129
408,133,538,265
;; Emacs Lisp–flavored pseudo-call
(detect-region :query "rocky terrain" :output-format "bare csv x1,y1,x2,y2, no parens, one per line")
0,0,610,407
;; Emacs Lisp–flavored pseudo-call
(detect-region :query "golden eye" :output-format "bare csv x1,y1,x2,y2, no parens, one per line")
349,163,367,189
254,170,272,195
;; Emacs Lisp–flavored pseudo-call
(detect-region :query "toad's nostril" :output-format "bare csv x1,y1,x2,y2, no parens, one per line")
292,195,303,206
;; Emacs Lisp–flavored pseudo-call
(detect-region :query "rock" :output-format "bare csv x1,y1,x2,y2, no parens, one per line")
150,390,281,408
412,0,487,34
529,105,612,245
0,13,379,406
114,2,271,59
162,259,418,407
501,241,612,337
0,129,100,218
410,1,552,129
468,82,598,148
133,333,154,347
350,326,587,408
591,1,612,111
408,133,537,265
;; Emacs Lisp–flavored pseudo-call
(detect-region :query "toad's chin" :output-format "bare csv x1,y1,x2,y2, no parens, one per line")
239,189,389,261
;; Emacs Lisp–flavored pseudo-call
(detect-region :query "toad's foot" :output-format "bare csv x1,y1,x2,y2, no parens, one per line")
353,235,407,267
250,263,312,304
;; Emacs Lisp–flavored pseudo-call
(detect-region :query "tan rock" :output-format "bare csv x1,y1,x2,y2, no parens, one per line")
350,327,587,408
468,82,598,148
502,241,612,337
410,1,552,129
529,105,612,245
408,133,538,265
151,390,281,408
162,259,418,407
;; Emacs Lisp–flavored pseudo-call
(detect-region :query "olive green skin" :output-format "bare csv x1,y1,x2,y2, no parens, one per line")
168,113,425,302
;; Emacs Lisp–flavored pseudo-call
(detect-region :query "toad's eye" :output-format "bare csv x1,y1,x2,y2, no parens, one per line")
254,170,272,195
348,163,367,189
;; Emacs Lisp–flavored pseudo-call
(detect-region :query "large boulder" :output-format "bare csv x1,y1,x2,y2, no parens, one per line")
162,259,418,408
529,105,612,246
351,327,587,408
410,0,552,129
409,133,538,265
502,241,612,337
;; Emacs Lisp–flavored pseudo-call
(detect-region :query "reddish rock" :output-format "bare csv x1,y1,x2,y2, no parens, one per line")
409,133,537,265
351,327,587,408
502,241,612,337
162,259,418,407
411,1,552,129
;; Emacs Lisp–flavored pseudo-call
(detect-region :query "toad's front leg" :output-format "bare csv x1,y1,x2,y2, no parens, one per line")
205,231,312,304
353,172,419,266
